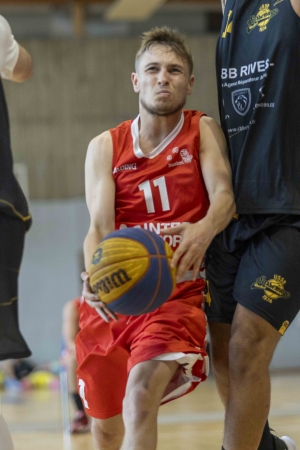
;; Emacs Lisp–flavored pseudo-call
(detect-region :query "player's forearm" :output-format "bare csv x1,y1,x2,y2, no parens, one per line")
84,225,114,270
84,231,102,271
204,188,235,236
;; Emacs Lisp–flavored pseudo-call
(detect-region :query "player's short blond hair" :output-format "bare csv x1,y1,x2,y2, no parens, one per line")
135,26,193,75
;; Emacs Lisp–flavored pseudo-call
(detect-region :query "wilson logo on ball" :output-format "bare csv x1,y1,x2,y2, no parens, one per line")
91,268,132,294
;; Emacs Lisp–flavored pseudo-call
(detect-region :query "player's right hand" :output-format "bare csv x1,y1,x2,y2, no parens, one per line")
81,271,118,323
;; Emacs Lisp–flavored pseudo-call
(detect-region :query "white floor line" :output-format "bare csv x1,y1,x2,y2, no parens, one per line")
6,406,300,433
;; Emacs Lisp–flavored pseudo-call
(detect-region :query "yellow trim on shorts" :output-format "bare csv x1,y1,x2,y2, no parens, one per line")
0,199,31,222
0,296,18,306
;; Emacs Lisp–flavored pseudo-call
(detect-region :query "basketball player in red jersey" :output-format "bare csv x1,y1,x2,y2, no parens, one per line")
77,27,235,450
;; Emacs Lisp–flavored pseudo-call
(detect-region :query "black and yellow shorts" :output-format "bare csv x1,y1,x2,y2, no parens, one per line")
206,214,300,335
0,213,31,359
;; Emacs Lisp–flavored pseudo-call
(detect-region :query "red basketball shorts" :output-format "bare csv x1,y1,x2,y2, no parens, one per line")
75,279,208,419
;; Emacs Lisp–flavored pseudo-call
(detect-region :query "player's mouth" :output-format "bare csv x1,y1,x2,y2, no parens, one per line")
157,90,171,95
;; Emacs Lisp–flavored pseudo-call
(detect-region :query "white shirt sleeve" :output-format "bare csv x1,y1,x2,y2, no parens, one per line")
0,15,19,80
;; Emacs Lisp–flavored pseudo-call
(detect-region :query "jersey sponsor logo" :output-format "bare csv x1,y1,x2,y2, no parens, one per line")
232,88,251,116
251,274,290,303
113,163,137,174
221,59,270,80
167,149,193,167
246,4,279,34
222,10,233,38
119,222,190,248
78,379,89,409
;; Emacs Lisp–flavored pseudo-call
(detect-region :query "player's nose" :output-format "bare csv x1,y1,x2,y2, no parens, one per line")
157,68,169,85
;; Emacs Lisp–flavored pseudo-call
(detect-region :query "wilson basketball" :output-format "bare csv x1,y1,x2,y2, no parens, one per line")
89,228,176,315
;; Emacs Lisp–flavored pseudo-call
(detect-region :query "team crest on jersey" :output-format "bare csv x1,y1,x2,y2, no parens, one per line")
251,274,290,304
232,88,251,116
180,149,193,163
246,4,279,34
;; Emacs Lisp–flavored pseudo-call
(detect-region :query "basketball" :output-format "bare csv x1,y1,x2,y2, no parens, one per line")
88,228,176,315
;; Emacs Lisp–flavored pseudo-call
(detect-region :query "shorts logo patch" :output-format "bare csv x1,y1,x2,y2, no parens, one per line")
279,320,290,335
251,274,290,303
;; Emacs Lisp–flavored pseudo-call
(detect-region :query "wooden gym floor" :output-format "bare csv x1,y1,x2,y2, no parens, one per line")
1,371,299,450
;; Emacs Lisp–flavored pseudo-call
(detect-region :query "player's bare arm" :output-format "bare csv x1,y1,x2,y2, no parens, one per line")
83,131,118,322
12,45,33,82
0,16,32,82
291,0,300,16
166,116,235,280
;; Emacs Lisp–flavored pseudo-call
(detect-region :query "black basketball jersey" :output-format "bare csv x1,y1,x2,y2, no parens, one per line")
216,0,300,214
0,79,31,228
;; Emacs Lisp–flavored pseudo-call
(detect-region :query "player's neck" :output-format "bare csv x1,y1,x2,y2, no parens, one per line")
138,110,183,155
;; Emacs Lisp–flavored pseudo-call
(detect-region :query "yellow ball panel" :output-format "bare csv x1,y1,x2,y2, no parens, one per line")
163,240,177,288
89,237,149,276
90,256,150,304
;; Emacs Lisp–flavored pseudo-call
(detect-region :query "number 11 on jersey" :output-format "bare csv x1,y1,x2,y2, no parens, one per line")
138,176,171,214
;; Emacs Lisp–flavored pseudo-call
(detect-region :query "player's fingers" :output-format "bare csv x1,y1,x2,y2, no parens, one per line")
81,271,89,281
170,243,187,268
95,307,110,322
82,279,99,300
103,305,118,322
160,225,184,235
82,287,99,301
175,249,195,281
192,255,204,280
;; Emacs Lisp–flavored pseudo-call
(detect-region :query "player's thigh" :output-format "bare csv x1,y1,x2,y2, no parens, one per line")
206,231,244,324
76,346,129,420
234,225,300,334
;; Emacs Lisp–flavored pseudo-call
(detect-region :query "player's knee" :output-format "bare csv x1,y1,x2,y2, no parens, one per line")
123,385,153,424
229,327,270,378
91,418,123,448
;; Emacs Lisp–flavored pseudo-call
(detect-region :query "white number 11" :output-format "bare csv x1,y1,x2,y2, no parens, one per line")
138,176,170,214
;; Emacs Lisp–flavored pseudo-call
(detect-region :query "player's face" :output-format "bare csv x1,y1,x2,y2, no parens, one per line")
132,45,194,117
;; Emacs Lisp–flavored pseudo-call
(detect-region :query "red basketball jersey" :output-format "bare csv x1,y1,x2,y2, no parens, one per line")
110,110,209,252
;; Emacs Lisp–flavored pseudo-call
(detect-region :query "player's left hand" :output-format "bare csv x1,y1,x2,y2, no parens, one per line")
81,271,118,322
161,219,215,282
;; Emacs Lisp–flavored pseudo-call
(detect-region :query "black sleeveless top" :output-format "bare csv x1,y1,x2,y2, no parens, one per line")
0,79,31,228
216,0,300,214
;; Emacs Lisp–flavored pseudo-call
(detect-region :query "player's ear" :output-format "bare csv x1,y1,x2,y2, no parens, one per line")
187,75,195,95
131,72,140,93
